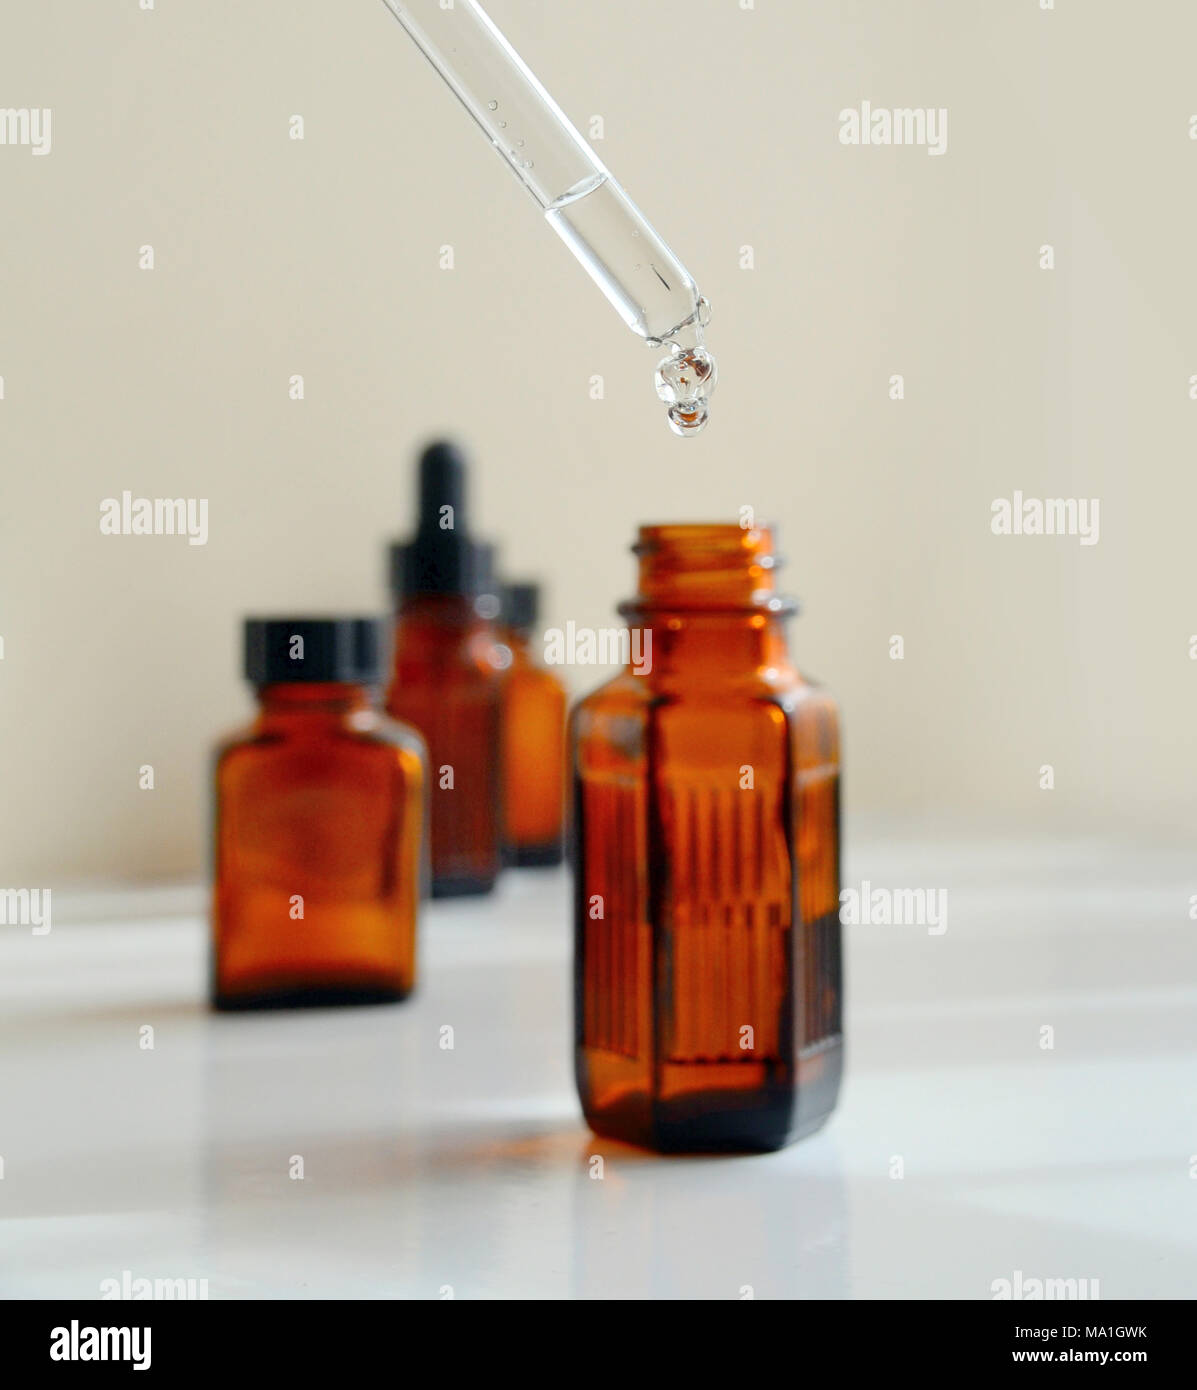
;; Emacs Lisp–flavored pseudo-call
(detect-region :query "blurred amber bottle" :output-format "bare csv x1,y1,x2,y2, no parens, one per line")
571,524,842,1152
386,442,505,897
212,618,426,1010
498,582,567,867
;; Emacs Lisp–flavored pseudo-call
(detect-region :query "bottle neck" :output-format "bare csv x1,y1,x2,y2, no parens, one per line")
255,682,374,729
395,592,491,631
390,592,505,680
618,523,797,679
625,611,793,679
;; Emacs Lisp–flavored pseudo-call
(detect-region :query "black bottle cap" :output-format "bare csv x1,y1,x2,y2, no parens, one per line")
501,582,540,631
389,440,494,598
244,618,382,686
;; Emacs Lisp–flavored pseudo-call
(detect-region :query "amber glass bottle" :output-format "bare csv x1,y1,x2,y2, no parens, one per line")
386,442,505,897
212,618,426,1010
498,582,567,867
571,524,842,1152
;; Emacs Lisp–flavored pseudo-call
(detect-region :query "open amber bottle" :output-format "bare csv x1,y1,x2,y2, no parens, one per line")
499,582,567,867
571,524,842,1152
212,618,426,1010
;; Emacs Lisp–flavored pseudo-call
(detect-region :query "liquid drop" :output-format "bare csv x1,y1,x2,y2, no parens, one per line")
652,301,716,437
666,401,710,437
655,346,716,405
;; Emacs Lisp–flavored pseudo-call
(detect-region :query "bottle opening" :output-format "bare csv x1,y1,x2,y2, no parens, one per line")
625,523,794,614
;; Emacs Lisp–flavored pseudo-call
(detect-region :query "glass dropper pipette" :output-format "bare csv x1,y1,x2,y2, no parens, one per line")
379,0,716,435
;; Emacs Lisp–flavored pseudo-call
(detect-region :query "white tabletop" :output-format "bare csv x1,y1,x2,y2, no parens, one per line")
2,827,1193,1300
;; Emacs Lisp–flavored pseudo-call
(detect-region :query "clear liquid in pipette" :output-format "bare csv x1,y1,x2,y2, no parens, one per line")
545,174,716,436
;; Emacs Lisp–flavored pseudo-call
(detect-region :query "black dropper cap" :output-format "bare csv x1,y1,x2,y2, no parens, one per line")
244,618,381,686
389,441,493,598
501,582,540,632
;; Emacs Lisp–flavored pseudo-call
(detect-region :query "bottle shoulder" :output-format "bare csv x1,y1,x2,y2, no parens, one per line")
506,657,568,699
572,669,840,767
213,722,265,768
354,710,429,762
573,671,654,721
773,671,839,715
215,711,427,777
574,665,835,708
392,613,507,678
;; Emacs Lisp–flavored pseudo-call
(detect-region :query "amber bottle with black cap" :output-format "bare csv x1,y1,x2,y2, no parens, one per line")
212,618,426,1010
386,442,506,897
498,582,567,867
571,524,842,1152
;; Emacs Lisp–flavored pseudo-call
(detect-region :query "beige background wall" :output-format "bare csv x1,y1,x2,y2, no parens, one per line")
1,0,1193,883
